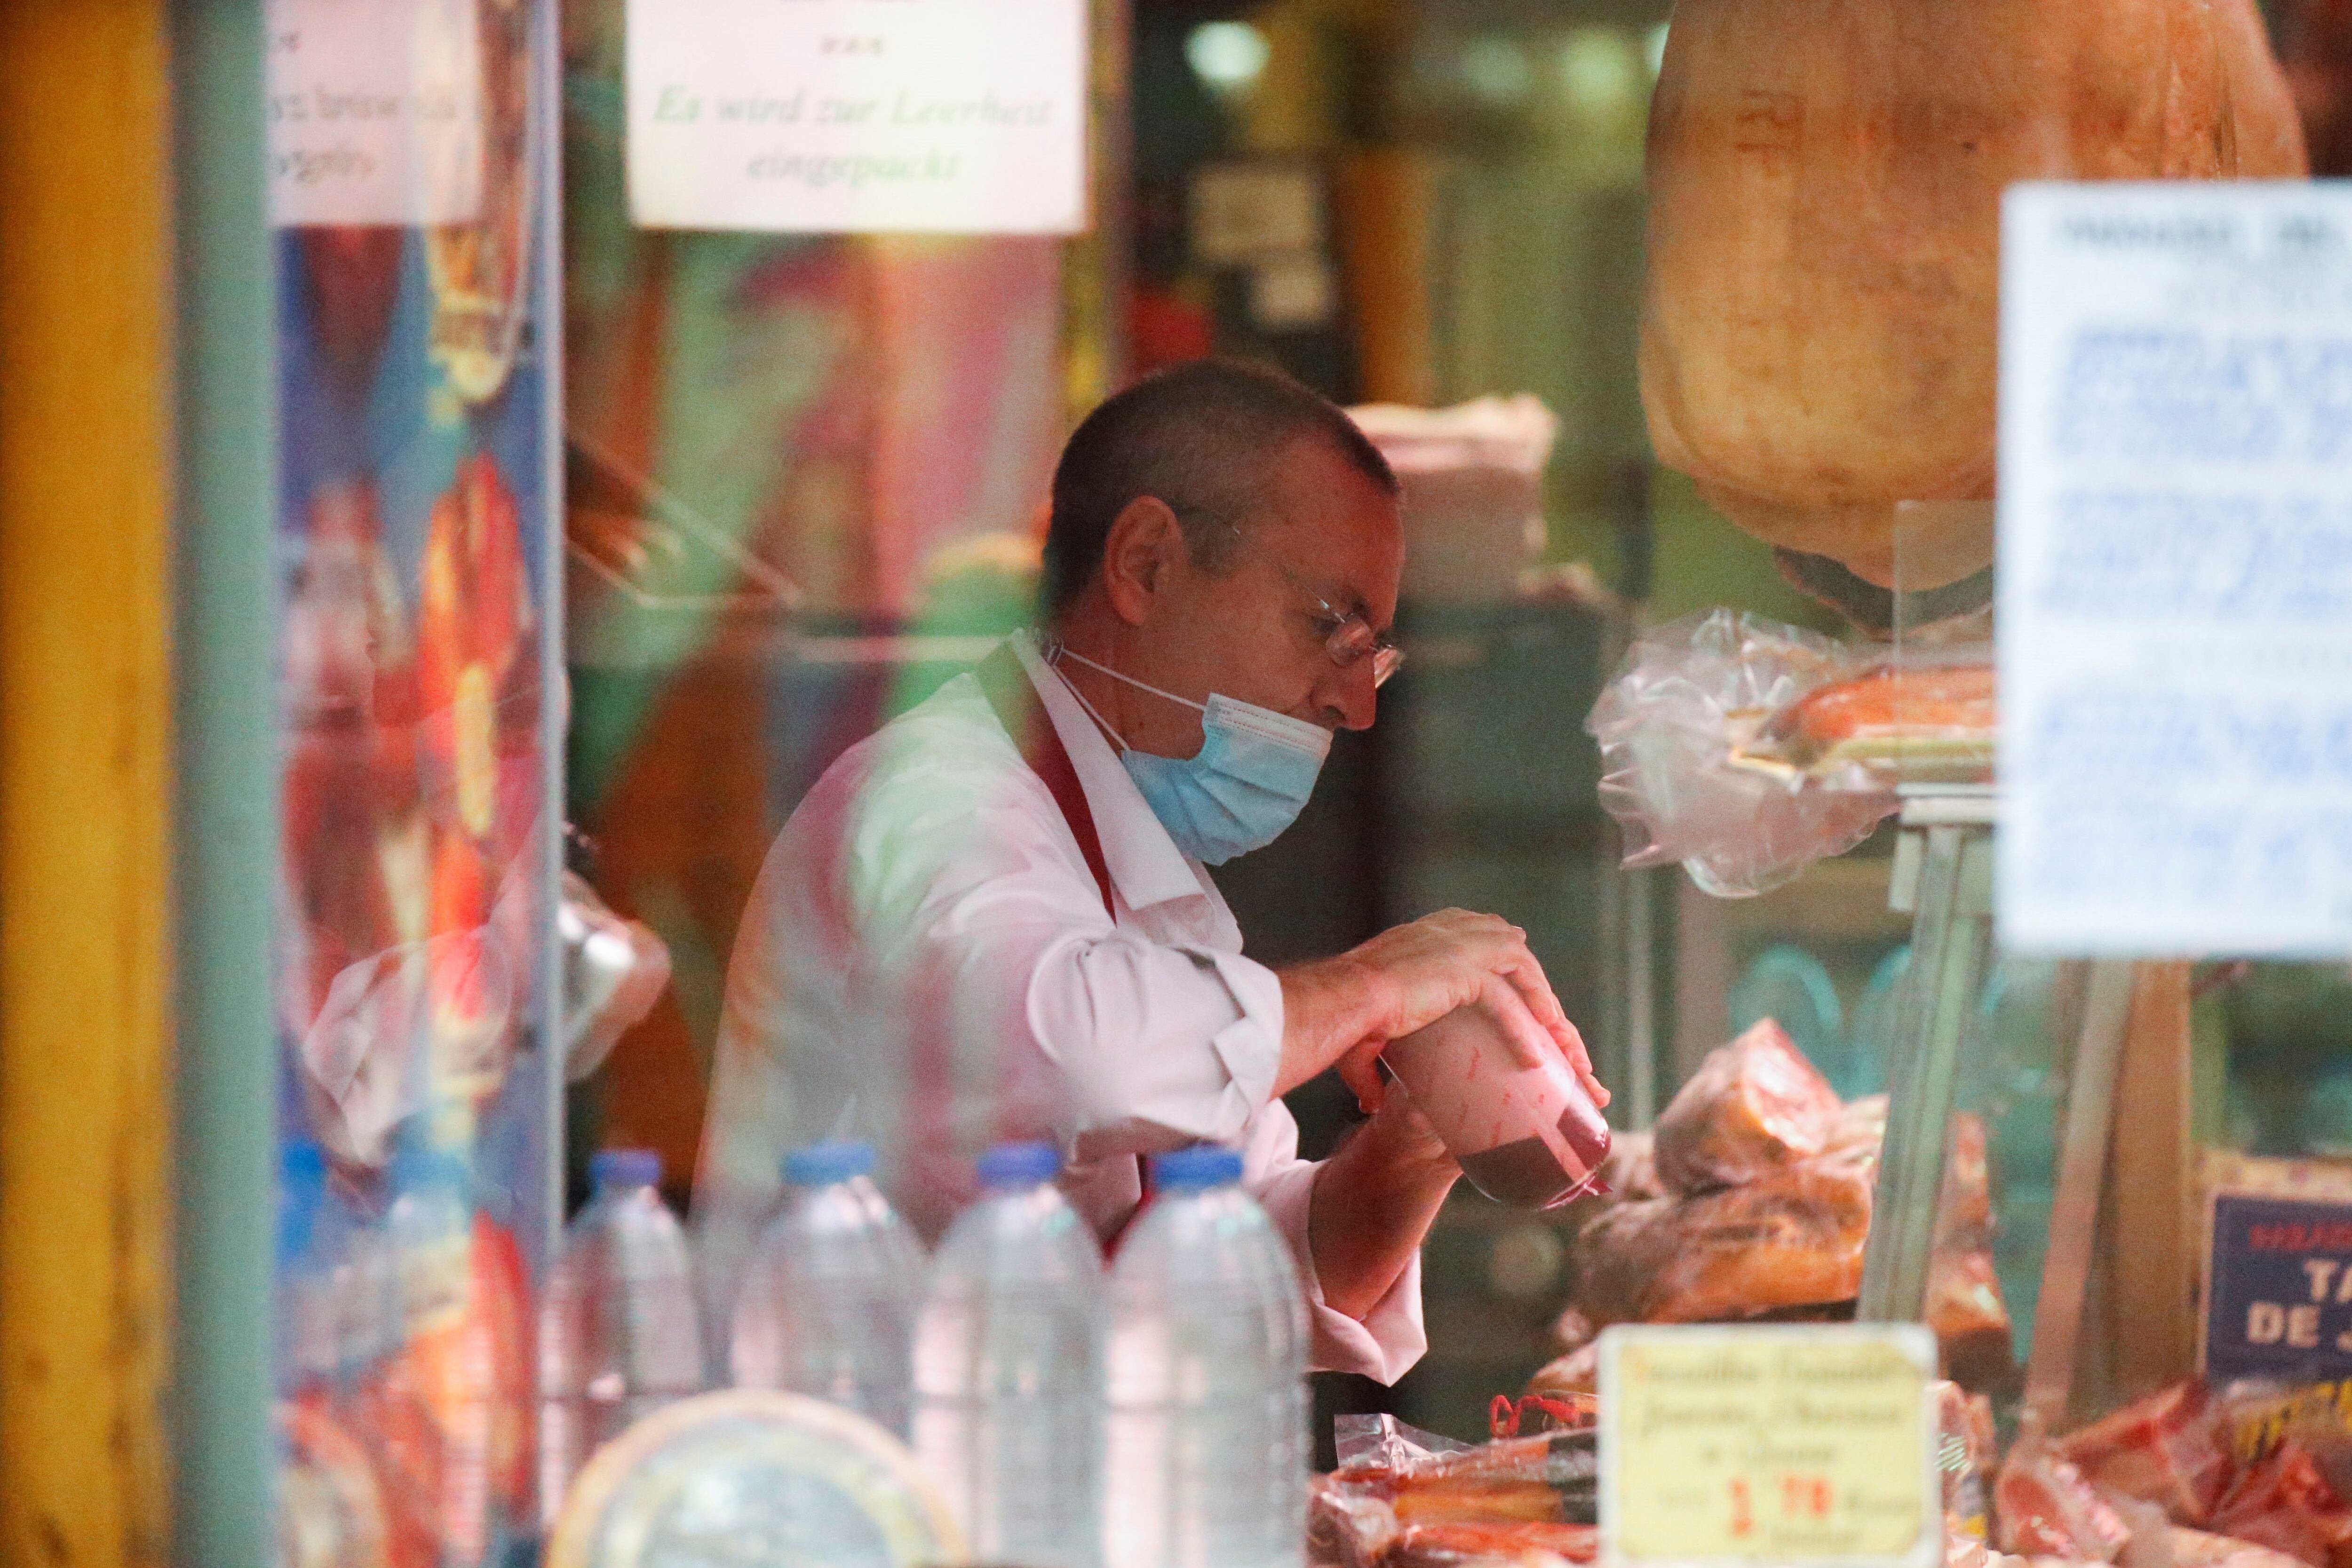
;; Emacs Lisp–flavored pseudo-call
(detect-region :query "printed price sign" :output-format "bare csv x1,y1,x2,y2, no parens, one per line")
626,0,1087,233
1999,183,2352,956
2205,1181,2352,1384
266,0,485,226
1599,1324,1939,1568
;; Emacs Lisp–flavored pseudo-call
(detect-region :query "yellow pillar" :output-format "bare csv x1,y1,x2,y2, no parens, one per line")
0,0,177,1560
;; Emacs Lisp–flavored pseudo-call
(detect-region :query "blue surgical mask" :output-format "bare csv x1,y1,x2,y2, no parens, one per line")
1050,645,1332,865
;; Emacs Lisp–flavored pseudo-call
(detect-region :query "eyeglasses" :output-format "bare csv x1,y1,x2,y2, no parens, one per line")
1284,564,1406,688
1186,509,1406,688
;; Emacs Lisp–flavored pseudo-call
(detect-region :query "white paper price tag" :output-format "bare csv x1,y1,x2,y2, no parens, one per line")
1599,1323,1939,1568
267,0,485,226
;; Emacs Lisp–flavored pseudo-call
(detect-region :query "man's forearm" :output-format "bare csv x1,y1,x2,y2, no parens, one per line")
1274,955,1393,1097
1306,1104,1459,1321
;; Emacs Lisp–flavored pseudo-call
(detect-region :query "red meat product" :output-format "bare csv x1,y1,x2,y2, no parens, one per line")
2062,1381,2232,1527
1389,1520,1600,1567
1575,1160,1873,1326
1759,664,1998,780
1653,1019,1842,1194
2209,1442,2352,1568
1821,1094,1889,1179
1939,1111,1994,1243
1311,1474,1399,1568
2173,1528,2317,1568
1928,1245,2013,1387
1997,1433,2134,1561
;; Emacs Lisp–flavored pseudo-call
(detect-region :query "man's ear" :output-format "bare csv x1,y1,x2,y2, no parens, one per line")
1099,496,1185,627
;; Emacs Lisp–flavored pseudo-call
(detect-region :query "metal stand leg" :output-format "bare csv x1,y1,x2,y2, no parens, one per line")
1858,804,1996,1322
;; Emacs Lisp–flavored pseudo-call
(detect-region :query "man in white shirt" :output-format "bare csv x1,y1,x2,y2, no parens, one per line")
695,360,1603,1383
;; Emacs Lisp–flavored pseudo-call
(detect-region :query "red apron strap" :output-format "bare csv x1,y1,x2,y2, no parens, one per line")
970,644,1154,1243
972,645,1115,919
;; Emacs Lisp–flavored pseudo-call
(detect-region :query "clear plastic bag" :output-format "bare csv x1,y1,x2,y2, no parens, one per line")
1586,609,1898,898
1315,1416,1601,1568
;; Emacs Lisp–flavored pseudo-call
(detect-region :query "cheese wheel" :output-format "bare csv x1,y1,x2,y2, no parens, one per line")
545,1390,961,1568
1640,0,2289,589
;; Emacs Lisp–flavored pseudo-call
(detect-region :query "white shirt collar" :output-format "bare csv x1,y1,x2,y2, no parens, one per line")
1005,630,1211,912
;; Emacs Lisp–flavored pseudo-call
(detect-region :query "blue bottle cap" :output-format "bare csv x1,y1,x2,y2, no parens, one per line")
277,1140,327,1263
782,1140,874,1186
1151,1145,1244,1191
283,1139,328,1187
590,1147,663,1190
975,1140,1061,1189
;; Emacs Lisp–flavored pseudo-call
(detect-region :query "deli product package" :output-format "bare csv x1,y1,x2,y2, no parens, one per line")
1653,1019,1842,1193
1314,1416,1600,1568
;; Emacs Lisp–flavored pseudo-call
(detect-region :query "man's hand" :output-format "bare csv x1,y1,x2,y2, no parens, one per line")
1275,908,1605,1110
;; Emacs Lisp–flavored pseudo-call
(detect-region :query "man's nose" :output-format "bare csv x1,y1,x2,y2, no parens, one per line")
1319,657,1380,731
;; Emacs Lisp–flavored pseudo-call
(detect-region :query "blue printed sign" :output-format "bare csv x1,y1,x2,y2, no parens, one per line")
2205,1191,2352,1384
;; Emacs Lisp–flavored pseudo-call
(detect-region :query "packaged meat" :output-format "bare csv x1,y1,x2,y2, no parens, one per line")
2172,1528,2319,1568
1574,1160,1873,1326
1596,1130,1664,1205
1386,1520,1600,1567
1587,609,1899,898
1821,1094,1890,1179
2225,1381,2352,1470
1311,1475,1401,1568
1939,1112,1995,1244
1640,0,2243,593
2063,1382,2232,1527
2208,1441,2352,1568
1742,661,1997,788
1939,1380,1999,1539
1997,1433,2135,1561
1928,1246,2013,1382
1527,1340,1601,1402
1653,1019,1842,1194
1317,1418,1603,1568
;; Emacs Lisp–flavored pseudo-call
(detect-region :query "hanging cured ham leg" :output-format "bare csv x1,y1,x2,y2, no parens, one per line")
2216,0,2313,175
1638,0,2296,593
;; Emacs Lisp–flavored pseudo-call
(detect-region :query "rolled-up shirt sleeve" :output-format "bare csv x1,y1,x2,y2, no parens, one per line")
848,764,1284,1151
1243,1106,1429,1385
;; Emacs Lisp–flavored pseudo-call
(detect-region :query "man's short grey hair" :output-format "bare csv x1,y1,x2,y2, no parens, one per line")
1040,359,1397,616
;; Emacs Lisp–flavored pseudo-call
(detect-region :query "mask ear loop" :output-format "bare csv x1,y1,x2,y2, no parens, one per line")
1050,642,1209,715
1038,636,1140,756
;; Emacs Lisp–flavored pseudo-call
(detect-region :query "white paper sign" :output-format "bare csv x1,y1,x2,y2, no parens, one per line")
1999,183,2352,956
626,0,1087,234
267,0,484,226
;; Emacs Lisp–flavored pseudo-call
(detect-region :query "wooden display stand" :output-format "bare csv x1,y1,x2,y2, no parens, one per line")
2027,962,2197,1428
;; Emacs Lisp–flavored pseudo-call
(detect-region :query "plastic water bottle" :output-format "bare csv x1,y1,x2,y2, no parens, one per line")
275,1140,338,1401
731,1140,922,1439
539,1148,705,1518
384,1145,494,1561
1104,1146,1310,1568
914,1142,1104,1568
